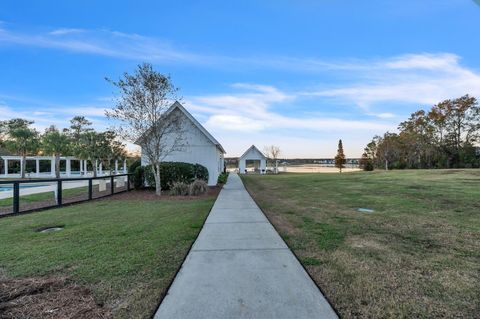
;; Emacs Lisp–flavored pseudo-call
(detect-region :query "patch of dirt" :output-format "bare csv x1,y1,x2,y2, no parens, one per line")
0,276,111,319
105,186,222,201
347,236,386,251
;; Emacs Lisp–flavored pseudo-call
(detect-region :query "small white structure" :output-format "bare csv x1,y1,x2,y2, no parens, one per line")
239,145,267,174
0,156,127,178
140,102,225,186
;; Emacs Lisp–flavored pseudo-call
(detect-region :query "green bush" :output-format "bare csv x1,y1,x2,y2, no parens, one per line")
144,162,209,190
193,164,209,181
169,181,190,196
217,172,229,184
129,159,142,173
133,166,145,189
363,161,374,171
189,179,208,196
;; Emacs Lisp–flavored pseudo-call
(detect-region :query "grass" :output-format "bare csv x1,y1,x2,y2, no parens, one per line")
0,196,215,318
0,186,87,207
241,169,480,318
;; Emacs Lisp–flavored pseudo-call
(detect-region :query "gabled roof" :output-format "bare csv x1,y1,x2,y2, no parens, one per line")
167,101,226,154
239,145,266,160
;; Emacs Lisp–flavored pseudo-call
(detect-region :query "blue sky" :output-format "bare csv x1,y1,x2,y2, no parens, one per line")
1,0,480,157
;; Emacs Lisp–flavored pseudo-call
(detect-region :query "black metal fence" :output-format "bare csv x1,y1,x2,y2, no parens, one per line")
0,174,133,217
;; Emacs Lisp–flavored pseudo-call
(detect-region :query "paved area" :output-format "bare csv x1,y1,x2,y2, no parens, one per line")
154,173,338,319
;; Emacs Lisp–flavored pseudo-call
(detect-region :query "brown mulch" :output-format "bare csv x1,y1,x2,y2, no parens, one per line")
104,186,222,201
0,276,111,319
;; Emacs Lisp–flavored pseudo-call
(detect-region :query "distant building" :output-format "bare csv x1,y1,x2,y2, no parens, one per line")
140,102,225,186
238,145,267,174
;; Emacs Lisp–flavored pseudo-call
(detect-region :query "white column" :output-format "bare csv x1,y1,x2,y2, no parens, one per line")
123,160,127,173
66,158,71,177
99,162,103,176
36,159,40,177
20,158,24,177
4,159,8,176
95,160,98,176
79,160,83,175
51,157,56,177
115,160,118,175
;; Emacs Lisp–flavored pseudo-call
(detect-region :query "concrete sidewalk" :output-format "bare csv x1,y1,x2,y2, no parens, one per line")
154,173,338,319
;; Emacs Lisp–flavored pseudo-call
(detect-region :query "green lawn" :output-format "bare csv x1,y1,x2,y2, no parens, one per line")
242,170,480,318
0,196,215,318
0,186,87,207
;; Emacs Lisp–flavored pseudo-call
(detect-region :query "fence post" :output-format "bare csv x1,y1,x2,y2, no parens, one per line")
110,175,114,194
57,180,62,206
127,174,131,191
88,179,93,200
13,182,19,214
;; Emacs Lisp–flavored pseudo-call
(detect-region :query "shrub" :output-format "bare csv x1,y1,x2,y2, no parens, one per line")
144,162,209,190
133,166,145,189
363,161,374,171
217,172,229,184
129,159,142,173
169,181,190,196
193,164,209,181
189,179,208,196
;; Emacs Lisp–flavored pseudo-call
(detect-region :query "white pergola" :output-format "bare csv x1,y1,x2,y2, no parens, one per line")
0,156,127,178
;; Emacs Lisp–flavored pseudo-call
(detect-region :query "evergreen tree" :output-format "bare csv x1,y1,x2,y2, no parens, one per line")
335,139,346,173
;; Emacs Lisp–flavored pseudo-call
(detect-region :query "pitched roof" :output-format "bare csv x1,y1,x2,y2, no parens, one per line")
167,101,226,154
239,145,266,160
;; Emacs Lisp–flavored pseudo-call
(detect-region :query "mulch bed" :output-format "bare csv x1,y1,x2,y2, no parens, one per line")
0,276,111,319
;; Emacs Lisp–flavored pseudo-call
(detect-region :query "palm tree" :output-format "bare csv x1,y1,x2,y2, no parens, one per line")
76,131,104,177
42,126,72,178
3,119,39,178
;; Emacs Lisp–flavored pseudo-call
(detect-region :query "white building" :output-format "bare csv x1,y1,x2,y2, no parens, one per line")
140,102,225,186
238,145,267,174
0,156,127,178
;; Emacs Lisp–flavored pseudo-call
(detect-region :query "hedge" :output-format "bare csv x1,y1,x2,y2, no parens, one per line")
144,162,209,190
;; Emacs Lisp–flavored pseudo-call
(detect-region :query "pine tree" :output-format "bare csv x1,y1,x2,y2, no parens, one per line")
335,139,346,173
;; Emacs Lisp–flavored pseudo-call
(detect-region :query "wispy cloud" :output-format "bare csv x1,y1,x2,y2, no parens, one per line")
0,27,203,63
187,84,395,134
304,53,480,109
49,28,85,36
0,99,109,132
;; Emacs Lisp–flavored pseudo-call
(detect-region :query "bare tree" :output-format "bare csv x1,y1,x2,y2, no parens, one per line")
264,145,281,174
106,63,185,195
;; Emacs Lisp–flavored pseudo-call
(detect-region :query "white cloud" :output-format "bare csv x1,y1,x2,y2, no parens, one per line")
0,27,202,63
188,84,395,135
306,53,480,108
374,112,396,119
382,53,460,70
49,28,85,36
205,114,267,131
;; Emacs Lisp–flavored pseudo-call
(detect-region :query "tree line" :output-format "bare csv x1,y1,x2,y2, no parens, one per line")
0,116,127,178
360,95,480,170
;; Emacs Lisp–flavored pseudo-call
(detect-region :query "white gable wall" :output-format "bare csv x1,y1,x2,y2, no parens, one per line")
239,146,267,174
141,107,224,186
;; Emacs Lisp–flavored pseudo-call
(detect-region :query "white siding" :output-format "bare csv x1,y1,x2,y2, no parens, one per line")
141,108,223,186
238,146,267,174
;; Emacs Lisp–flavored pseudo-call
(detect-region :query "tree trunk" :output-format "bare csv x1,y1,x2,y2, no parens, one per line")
21,155,26,179
154,163,161,196
385,159,389,171
91,159,97,178
55,155,61,179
